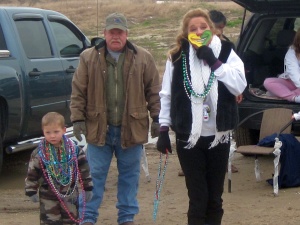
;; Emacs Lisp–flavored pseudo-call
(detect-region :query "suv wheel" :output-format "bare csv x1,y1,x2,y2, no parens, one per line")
0,131,3,174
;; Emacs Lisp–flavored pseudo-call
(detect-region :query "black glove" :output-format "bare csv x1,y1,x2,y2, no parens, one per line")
196,45,218,67
156,127,172,154
73,121,86,142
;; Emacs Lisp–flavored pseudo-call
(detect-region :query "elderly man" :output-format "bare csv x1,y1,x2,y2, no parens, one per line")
70,12,161,225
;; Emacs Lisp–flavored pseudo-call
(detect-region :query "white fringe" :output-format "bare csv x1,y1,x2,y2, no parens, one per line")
185,35,222,149
209,130,231,149
185,133,200,149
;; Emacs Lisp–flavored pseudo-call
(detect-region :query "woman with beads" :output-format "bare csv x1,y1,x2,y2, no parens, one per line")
156,8,246,225
25,112,93,225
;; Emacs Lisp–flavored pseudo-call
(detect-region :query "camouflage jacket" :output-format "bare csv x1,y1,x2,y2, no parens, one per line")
25,139,93,197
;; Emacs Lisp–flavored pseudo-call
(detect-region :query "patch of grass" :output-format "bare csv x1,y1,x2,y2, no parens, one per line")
227,18,243,28
2,0,244,74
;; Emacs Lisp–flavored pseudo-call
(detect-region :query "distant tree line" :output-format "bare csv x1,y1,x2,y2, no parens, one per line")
0,0,60,5
0,0,232,5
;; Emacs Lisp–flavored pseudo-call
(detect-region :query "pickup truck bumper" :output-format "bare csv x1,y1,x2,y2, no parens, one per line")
5,127,86,154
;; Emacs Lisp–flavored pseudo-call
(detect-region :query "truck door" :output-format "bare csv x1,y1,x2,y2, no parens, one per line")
48,16,91,127
14,15,67,136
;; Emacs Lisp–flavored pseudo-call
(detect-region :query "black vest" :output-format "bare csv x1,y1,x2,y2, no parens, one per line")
170,39,238,135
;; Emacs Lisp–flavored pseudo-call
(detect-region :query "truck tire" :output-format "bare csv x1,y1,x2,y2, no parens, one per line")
0,103,4,174
0,133,3,174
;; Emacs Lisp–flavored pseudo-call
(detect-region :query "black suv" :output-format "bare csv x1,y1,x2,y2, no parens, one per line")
232,0,300,145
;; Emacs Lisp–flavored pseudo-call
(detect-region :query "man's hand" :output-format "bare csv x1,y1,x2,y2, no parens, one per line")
73,121,86,142
29,194,39,203
151,122,160,138
85,191,93,202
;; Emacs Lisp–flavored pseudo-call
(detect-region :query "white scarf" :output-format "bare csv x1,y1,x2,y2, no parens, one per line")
186,35,230,149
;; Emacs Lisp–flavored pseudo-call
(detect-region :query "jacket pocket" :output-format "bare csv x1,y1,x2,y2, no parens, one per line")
129,110,149,143
85,110,102,143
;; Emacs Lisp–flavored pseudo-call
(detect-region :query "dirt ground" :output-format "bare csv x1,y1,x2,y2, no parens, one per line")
2,1,300,225
1,134,300,225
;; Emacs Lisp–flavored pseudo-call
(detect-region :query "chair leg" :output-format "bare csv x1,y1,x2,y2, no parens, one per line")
227,138,237,193
254,157,262,181
273,138,282,196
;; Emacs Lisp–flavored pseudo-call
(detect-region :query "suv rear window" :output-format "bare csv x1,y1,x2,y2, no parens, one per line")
242,17,300,89
15,20,52,59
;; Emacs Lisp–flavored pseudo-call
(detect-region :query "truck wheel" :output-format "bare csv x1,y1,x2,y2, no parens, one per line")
0,103,4,174
0,134,3,174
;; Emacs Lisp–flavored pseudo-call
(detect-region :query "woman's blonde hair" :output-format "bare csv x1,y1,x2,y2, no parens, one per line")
41,112,65,129
168,8,215,58
293,28,300,59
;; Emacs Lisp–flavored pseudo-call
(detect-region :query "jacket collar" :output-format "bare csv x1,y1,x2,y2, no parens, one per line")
95,39,137,55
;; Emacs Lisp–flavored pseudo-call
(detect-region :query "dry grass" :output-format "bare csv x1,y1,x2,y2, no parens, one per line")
1,0,244,74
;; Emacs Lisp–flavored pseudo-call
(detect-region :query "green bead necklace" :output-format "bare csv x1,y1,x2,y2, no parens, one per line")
182,52,216,100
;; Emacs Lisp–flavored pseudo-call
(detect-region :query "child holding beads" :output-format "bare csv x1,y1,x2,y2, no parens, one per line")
25,112,93,225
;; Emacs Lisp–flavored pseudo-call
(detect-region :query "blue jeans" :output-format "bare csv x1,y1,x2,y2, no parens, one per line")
79,125,143,224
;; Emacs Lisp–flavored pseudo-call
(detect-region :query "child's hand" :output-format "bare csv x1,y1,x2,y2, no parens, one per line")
85,191,93,202
293,112,300,121
29,194,39,203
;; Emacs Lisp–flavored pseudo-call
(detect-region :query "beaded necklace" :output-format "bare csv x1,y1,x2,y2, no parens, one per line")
153,151,168,222
38,135,86,223
182,52,216,101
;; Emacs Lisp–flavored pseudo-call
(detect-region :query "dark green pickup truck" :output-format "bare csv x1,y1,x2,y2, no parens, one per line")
0,7,91,173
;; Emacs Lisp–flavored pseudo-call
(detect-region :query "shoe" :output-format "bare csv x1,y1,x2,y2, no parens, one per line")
120,222,135,225
294,96,300,103
227,164,238,173
178,170,185,176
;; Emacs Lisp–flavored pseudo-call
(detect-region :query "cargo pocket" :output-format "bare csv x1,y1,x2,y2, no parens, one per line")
130,111,149,143
86,111,100,143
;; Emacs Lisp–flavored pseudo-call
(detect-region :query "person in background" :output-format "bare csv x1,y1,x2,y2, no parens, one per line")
209,9,243,103
70,12,161,225
263,28,300,103
210,9,242,172
157,8,246,225
25,112,93,225
208,10,233,45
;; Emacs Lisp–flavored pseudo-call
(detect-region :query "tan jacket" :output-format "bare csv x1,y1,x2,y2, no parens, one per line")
70,40,161,148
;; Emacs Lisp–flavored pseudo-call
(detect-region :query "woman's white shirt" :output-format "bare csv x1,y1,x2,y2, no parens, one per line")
159,48,247,132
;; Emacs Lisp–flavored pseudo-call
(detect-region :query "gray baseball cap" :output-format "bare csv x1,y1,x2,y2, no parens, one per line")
105,13,128,31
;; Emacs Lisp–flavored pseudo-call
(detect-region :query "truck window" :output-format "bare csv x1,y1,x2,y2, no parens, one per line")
50,21,84,57
294,18,300,31
15,20,52,59
0,24,8,50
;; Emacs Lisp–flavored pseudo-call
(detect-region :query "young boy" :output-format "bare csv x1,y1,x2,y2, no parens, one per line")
25,112,93,225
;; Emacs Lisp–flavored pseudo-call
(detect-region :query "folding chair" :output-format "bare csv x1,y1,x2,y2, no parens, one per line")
233,108,294,195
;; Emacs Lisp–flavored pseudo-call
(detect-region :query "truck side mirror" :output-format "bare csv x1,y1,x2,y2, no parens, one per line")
91,37,104,47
